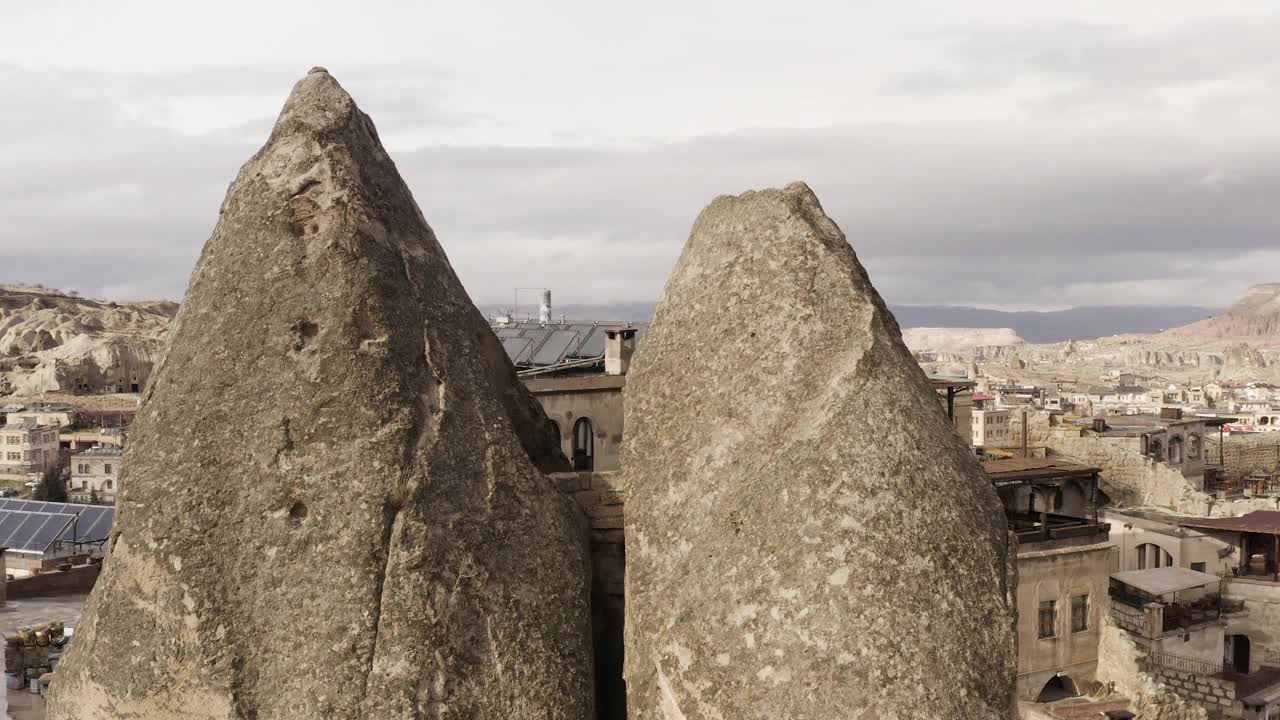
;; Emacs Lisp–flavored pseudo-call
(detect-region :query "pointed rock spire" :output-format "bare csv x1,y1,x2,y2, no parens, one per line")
49,70,592,719
622,183,1016,718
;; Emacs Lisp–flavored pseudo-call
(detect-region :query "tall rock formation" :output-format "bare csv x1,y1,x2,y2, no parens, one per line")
622,183,1016,719
49,68,592,719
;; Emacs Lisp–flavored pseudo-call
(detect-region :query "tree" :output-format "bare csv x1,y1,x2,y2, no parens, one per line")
88,488,101,505
32,467,67,503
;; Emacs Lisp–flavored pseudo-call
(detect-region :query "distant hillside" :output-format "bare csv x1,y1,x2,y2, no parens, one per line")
886,304,1218,344
1163,284,1280,340
479,301,1218,344
901,327,1024,354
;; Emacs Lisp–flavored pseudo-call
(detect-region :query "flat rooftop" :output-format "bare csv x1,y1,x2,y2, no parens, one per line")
1111,566,1220,596
983,458,1100,485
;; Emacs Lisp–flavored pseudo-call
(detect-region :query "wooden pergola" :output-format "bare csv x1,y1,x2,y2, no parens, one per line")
1182,511,1280,583
982,458,1104,543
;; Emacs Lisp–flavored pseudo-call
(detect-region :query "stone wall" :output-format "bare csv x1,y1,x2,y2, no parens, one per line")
1031,425,1212,514
1144,666,1240,716
1026,423,1279,518
1206,433,1280,483
1110,600,1152,637
552,470,627,720
5,562,101,599
1095,620,1212,720
553,471,625,595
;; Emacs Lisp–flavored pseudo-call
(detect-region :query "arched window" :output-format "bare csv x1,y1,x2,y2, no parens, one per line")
572,417,594,471
1136,543,1173,570
1186,434,1201,461
1149,439,1164,462
1061,480,1089,517
1168,436,1184,465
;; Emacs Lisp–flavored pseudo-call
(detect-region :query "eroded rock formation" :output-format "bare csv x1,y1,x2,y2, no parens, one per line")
621,183,1017,719
48,68,591,719
0,285,175,395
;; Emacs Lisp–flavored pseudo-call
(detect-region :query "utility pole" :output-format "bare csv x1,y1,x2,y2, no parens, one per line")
1022,409,1029,458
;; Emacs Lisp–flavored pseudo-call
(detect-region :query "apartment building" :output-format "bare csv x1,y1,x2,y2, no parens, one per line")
0,423,60,478
70,447,123,504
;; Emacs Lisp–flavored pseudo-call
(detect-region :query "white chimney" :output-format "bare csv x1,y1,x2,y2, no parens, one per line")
605,327,638,376
539,290,552,325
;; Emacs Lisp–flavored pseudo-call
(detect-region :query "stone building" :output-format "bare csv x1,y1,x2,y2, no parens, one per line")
493,322,640,472
984,458,1113,703
0,422,59,478
1098,510,1280,716
1107,566,1280,717
1095,411,1214,486
973,407,1012,449
2,402,77,428
69,447,123,504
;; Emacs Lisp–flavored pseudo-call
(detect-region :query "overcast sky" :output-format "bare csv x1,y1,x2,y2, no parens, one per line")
2,1,1279,310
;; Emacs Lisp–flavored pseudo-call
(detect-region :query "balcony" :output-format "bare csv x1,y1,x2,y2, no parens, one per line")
1008,510,1109,544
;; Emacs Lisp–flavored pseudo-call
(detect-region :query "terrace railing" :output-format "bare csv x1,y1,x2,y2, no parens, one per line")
1147,651,1224,678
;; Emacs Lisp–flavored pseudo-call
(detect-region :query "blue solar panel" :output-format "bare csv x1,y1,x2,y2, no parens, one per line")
500,337,534,364
0,499,114,553
0,509,76,553
531,330,581,366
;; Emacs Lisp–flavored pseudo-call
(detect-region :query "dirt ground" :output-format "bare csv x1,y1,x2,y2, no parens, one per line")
1,593,90,720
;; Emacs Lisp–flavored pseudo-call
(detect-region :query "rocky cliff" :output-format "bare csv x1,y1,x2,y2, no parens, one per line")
0,285,175,396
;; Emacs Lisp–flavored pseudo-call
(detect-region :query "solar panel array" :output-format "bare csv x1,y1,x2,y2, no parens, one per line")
0,499,114,555
491,322,646,368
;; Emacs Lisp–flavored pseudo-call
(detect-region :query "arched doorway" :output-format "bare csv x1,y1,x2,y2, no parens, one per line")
1036,674,1078,703
1149,438,1164,462
1226,634,1251,674
549,420,563,455
1061,480,1088,517
1136,543,1173,570
573,417,595,471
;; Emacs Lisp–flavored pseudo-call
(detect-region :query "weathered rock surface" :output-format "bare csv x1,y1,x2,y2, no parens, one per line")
49,68,591,719
622,182,1016,719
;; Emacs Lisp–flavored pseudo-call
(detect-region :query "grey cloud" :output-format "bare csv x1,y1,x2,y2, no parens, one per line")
3,62,1280,310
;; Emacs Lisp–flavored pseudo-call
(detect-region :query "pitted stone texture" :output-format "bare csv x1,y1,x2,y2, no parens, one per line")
622,183,1016,720
48,70,591,720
